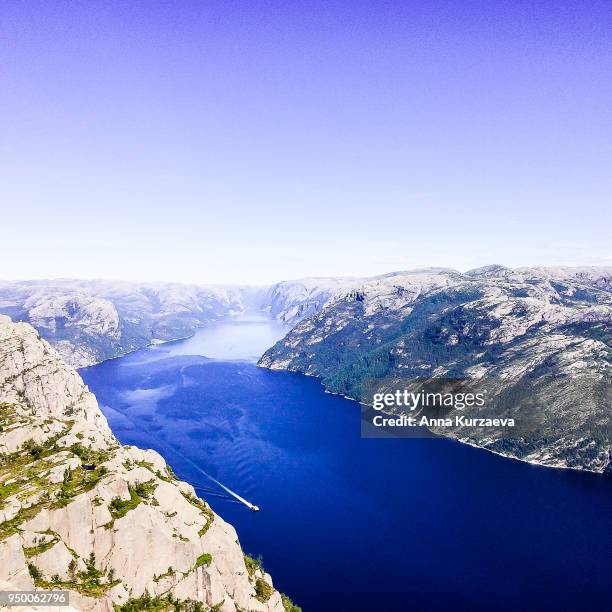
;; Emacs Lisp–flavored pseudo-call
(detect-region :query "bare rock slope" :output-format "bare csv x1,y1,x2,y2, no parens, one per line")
0,316,291,611
260,267,612,473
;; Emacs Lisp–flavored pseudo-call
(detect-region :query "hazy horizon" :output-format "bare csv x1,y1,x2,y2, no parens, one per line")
1,262,611,289
3,1,611,284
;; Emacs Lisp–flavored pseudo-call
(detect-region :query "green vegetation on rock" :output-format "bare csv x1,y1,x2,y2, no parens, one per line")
281,593,302,612
106,479,159,529
54,463,110,508
181,490,214,536
243,553,263,578
254,578,273,602
113,592,205,611
69,442,111,465
153,566,175,583
109,486,142,520
27,552,120,597
194,553,212,568
23,532,59,557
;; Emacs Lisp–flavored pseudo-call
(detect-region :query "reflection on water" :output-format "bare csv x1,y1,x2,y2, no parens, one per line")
161,313,288,362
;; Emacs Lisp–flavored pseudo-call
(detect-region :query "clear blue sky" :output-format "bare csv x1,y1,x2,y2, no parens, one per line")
2,1,611,284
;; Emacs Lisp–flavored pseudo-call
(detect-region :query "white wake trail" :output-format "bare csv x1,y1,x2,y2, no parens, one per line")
110,405,260,511
171,451,260,511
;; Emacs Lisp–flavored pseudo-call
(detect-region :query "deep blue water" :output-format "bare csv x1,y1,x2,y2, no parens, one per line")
80,319,612,611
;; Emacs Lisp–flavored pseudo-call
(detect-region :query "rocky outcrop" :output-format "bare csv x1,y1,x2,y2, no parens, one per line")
259,267,612,473
0,316,289,611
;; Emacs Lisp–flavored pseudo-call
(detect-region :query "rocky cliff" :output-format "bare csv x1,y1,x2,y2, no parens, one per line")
259,267,612,473
263,278,360,326
0,316,294,611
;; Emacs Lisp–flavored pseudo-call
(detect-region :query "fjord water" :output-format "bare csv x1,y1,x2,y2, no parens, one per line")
80,316,612,611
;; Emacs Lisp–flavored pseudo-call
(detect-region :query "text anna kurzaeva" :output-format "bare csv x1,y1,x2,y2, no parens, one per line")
368,389,516,429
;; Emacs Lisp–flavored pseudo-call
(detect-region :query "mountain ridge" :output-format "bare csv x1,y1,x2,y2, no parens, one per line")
258,267,611,473
3,266,609,368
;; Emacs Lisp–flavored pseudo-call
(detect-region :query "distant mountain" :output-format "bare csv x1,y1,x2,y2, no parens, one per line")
0,278,356,367
0,280,266,367
264,277,361,325
259,267,612,473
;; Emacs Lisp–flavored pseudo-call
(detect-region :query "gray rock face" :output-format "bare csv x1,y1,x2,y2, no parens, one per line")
259,267,612,473
264,277,361,326
0,316,287,611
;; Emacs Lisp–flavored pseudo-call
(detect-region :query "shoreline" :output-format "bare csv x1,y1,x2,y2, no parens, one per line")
76,310,284,370
256,363,610,476
72,318,609,478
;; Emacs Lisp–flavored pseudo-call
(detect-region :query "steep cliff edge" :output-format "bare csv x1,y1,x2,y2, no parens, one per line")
0,316,293,611
264,278,360,326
